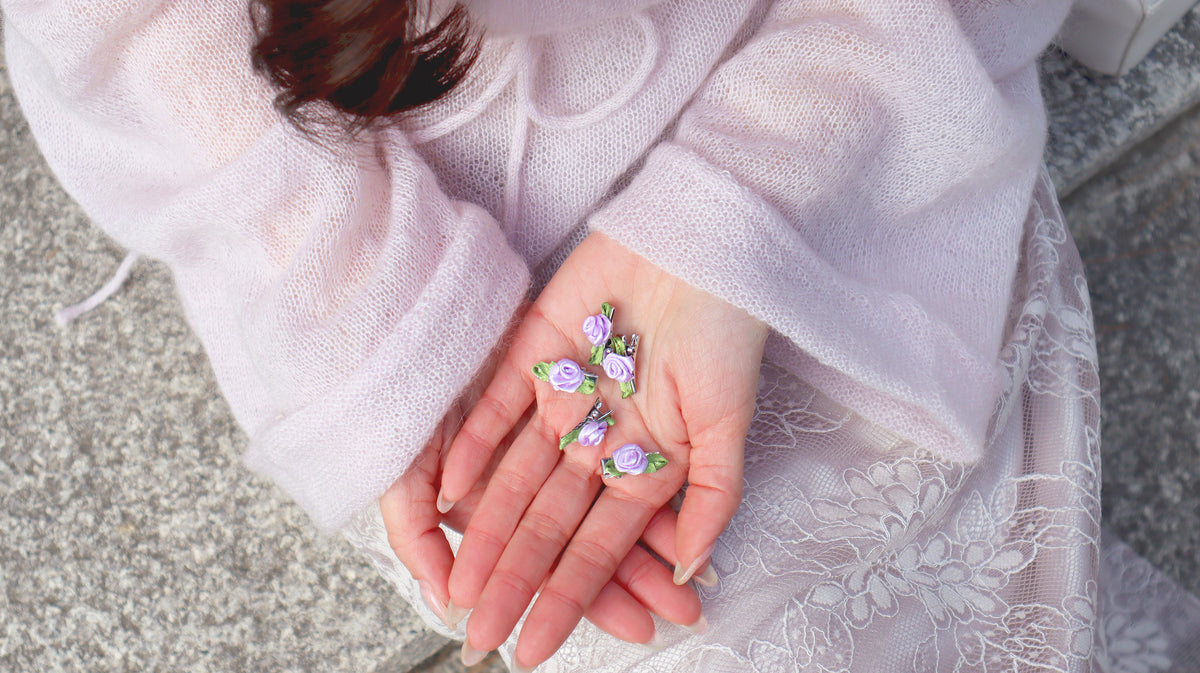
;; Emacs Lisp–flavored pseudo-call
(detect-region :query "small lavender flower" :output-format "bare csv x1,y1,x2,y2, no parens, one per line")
582,314,613,347
548,359,585,392
612,443,649,475
577,420,608,447
603,352,635,383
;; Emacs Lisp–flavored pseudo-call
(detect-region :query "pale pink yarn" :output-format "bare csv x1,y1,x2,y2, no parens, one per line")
4,0,1066,532
17,1,1200,670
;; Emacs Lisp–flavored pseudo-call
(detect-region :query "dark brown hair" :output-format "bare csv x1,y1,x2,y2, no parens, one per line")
251,0,479,132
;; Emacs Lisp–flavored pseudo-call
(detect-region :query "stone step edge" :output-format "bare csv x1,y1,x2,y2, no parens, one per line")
1044,6,1200,197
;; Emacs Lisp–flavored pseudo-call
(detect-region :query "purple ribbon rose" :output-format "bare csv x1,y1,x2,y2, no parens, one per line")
549,359,585,392
582,314,612,348
603,352,635,383
612,443,649,475
578,420,608,447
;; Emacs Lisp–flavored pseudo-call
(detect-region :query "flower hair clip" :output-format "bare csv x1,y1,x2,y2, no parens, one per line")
601,443,667,478
584,303,615,364
532,358,597,395
603,334,637,399
583,302,638,398
559,398,615,450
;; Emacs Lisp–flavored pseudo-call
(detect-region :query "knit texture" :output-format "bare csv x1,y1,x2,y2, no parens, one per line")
15,1,1200,670
3,0,1065,530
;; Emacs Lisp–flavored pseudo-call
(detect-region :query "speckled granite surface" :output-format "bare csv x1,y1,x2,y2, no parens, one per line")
1040,4,1200,601
1061,105,1200,598
408,647,508,673
1044,6,1200,196
0,53,448,673
4,8,1200,673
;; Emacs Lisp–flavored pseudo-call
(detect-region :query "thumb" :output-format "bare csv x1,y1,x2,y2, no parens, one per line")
379,449,461,629
672,419,745,586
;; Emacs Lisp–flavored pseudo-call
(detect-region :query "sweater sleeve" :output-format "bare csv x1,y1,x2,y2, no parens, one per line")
3,0,530,532
589,0,1072,463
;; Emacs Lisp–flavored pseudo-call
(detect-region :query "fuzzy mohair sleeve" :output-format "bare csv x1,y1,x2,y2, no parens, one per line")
589,0,1074,464
3,0,530,532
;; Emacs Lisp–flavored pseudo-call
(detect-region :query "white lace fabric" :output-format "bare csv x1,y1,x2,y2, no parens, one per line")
7,0,1200,669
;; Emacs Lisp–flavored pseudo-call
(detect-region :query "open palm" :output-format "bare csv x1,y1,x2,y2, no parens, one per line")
438,232,767,669
379,300,706,652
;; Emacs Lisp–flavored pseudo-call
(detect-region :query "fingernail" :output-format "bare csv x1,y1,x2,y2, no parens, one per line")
673,544,715,585
638,630,666,652
460,638,488,667
418,581,447,623
443,599,469,630
684,615,709,635
510,659,536,673
436,491,456,514
694,563,719,587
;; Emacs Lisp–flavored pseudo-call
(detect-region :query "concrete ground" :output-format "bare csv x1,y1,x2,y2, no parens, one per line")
3,10,1200,673
0,42,500,673
1062,104,1200,598
1040,11,1200,597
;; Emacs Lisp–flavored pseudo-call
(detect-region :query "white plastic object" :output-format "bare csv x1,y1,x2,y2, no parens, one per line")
1058,0,1199,75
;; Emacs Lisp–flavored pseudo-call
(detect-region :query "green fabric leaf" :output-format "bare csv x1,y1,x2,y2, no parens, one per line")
601,302,614,319
644,453,669,473
604,416,616,426
579,374,597,395
601,458,623,479
620,381,635,399
532,362,552,381
559,428,580,450
589,346,604,365
611,336,627,356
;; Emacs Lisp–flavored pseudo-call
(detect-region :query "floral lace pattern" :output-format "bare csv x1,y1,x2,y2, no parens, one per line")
342,171,1200,671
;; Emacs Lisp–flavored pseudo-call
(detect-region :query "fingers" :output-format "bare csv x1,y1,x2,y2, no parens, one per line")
438,305,584,512
508,487,667,669
447,411,565,611
583,578,657,646
379,468,456,628
612,541,703,630
459,452,603,651
455,403,660,641
449,332,617,612
462,504,706,665
464,578,659,669
583,543,706,647
673,421,745,585
458,503,707,669
639,504,717,588
438,360,535,511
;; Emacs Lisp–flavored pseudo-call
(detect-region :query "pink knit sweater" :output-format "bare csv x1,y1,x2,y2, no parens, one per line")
4,0,1072,531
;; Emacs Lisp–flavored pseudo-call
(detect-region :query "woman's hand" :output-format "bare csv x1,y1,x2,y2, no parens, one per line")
378,304,705,649
438,232,767,669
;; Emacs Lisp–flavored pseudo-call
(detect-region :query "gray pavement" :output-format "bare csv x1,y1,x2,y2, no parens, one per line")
3,10,1200,673
1062,105,1200,598
0,53,454,673
1044,11,1200,196
1041,8,1200,597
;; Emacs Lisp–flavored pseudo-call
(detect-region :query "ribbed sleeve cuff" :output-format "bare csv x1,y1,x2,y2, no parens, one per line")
243,214,530,533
